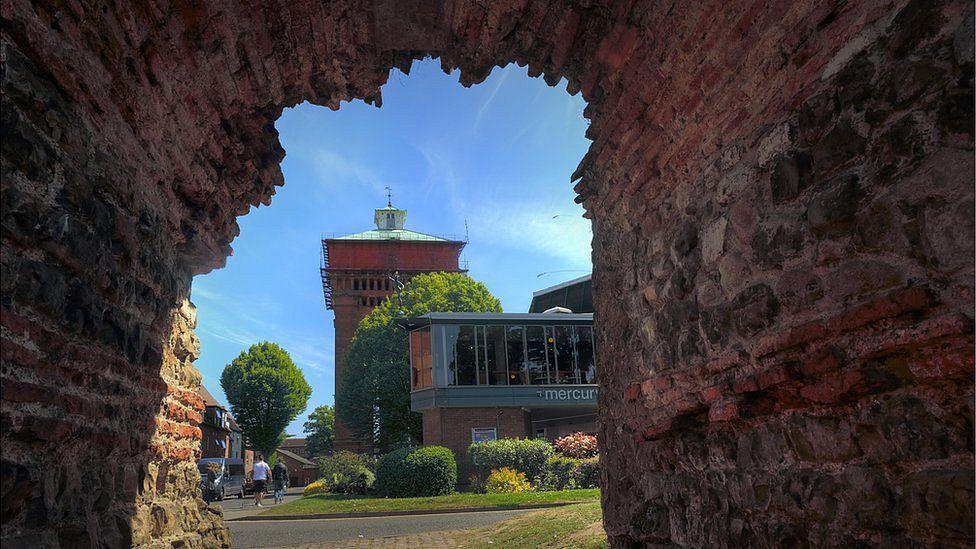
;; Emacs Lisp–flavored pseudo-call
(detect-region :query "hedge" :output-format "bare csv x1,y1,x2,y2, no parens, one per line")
575,457,599,488
469,438,554,485
373,445,457,497
317,451,375,495
536,455,600,491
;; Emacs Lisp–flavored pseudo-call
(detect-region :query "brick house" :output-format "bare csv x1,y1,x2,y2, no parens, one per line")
275,438,319,486
199,385,232,459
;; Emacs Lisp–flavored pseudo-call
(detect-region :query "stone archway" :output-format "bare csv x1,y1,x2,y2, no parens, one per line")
1,1,973,547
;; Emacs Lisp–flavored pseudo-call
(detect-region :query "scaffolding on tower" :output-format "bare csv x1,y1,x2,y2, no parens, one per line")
320,237,333,309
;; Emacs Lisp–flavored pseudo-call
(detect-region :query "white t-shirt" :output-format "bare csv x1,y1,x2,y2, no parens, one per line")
253,461,271,481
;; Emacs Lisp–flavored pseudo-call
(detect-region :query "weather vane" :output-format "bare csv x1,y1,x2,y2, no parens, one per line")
384,186,393,207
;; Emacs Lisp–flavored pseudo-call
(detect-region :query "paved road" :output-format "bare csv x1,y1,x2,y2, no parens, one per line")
227,509,527,548
214,487,303,521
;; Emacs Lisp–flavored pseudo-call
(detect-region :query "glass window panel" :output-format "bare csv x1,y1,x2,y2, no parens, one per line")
454,325,478,385
506,326,526,385
476,327,488,385
440,325,460,385
410,327,432,390
525,326,549,384
554,325,577,384
484,326,508,385
576,326,596,383
545,327,558,383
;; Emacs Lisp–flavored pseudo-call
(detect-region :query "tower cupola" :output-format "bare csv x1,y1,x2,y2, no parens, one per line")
374,204,406,230
374,188,406,230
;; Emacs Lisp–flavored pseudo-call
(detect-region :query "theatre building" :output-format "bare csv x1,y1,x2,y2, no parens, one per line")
400,311,597,473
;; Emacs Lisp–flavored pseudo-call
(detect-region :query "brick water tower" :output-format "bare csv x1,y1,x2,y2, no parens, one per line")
320,197,466,453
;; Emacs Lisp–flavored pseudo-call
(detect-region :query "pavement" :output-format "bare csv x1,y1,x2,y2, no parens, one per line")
227,508,528,548
214,487,304,521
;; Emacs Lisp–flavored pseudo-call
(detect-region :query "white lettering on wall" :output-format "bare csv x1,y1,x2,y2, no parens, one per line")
541,388,597,401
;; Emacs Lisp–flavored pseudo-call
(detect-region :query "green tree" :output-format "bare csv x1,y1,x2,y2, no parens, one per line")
303,404,336,457
220,342,312,457
337,272,502,453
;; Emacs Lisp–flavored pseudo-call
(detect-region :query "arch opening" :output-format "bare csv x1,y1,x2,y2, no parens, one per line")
190,58,593,470
1,1,973,547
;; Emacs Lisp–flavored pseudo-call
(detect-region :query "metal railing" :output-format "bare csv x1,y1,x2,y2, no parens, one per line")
320,231,468,242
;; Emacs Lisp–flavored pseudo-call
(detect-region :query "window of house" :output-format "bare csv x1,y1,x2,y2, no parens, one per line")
472,428,497,443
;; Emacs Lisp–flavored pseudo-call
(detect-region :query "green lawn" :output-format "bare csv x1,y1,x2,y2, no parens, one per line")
457,502,607,548
260,489,600,516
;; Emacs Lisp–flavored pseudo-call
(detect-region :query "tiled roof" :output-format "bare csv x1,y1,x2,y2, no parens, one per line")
199,385,224,409
276,447,318,468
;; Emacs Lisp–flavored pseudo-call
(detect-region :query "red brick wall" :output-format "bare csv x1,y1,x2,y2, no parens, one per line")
1,1,971,547
327,240,464,270
199,424,230,459
423,407,532,484
275,453,319,487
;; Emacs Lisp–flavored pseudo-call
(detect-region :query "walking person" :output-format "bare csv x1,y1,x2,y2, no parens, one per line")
273,460,289,504
252,454,272,507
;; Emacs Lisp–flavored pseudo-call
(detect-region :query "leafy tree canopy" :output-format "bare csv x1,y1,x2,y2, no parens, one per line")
303,404,336,457
337,273,501,452
220,342,312,457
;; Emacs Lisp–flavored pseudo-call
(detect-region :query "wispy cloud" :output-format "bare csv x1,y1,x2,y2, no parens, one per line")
473,69,511,133
466,199,592,267
312,149,390,198
416,142,465,209
197,324,261,349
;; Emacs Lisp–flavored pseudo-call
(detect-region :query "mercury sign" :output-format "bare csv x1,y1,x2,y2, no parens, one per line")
537,388,598,401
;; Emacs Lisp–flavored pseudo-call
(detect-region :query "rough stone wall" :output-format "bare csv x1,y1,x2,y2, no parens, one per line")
0,0,972,547
589,2,975,546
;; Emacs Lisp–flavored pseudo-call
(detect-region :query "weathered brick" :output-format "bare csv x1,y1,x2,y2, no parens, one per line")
1,1,972,548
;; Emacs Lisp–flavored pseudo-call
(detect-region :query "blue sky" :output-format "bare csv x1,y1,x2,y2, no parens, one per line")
191,59,592,435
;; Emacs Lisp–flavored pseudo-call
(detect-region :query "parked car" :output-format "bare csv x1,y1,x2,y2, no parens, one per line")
197,458,246,501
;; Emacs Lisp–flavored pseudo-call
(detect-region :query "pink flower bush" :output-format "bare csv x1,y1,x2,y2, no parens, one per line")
554,432,599,459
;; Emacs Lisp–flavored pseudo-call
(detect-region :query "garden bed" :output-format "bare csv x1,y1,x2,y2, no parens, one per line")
258,488,599,516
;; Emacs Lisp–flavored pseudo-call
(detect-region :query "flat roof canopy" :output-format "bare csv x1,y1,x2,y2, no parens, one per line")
398,312,594,331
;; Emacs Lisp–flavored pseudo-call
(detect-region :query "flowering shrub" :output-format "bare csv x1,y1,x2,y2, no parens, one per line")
485,467,533,494
554,432,598,459
303,479,329,496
